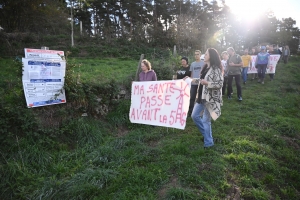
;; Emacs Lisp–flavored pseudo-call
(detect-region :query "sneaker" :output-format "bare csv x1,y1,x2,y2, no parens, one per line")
228,95,232,100
261,81,264,84
257,79,261,83
238,96,242,101
243,81,246,85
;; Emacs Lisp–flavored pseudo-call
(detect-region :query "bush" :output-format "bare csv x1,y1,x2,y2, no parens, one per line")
155,61,174,80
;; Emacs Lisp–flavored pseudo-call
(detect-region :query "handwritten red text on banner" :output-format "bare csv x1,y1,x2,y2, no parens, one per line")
130,80,190,129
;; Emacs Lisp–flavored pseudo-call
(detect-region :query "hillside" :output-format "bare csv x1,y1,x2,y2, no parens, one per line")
0,56,299,199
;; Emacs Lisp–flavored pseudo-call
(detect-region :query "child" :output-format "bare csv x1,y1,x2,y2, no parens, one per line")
241,49,252,84
221,51,229,95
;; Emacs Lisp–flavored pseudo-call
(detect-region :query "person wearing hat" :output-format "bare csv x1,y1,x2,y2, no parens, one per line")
255,46,270,84
176,57,191,79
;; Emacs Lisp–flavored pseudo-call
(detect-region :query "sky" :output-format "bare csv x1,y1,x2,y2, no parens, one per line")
224,0,300,27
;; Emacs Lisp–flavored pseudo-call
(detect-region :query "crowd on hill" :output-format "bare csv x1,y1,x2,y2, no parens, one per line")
135,44,289,148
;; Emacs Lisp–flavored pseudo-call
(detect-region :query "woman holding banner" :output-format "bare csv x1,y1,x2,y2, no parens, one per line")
138,59,157,128
138,59,157,81
184,48,223,148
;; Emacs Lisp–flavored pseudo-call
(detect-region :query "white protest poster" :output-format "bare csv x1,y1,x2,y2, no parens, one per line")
247,55,280,74
22,58,66,108
130,80,190,129
24,48,64,60
248,55,258,74
266,54,281,74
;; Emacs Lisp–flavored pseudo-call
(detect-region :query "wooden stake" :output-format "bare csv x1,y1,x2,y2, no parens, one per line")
135,54,144,81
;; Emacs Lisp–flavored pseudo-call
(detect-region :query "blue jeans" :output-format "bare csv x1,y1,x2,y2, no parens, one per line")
191,103,213,147
257,64,267,79
242,67,248,82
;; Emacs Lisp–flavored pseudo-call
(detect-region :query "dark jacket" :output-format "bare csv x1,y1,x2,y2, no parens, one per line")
139,70,157,81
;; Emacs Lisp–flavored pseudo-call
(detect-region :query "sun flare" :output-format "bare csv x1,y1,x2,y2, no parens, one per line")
225,0,285,20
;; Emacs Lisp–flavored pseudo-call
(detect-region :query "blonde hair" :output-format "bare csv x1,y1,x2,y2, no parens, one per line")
195,50,201,54
221,51,228,56
141,59,152,70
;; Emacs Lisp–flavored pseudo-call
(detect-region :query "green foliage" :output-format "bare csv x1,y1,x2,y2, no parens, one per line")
1,0,299,58
153,60,174,80
0,59,39,147
106,100,131,127
0,0,69,33
1,57,300,199
165,187,198,200
148,50,182,81
64,57,122,114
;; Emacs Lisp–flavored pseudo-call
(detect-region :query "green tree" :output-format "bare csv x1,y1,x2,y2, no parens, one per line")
0,0,69,34
277,18,299,53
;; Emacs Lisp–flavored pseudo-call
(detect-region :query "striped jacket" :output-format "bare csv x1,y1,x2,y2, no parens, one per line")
193,66,223,120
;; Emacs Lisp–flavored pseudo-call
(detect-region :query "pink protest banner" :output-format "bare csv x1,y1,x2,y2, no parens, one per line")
130,80,190,129
248,54,281,74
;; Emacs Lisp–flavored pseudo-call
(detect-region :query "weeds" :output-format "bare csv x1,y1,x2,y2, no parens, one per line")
0,57,300,199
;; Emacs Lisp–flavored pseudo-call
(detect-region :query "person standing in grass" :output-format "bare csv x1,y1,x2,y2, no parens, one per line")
138,59,157,128
138,59,157,81
241,49,252,84
249,47,258,80
227,47,243,101
282,45,290,64
255,46,270,84
189,50,205,116
221,51,229,96
176,57,191,79
184,48,223,148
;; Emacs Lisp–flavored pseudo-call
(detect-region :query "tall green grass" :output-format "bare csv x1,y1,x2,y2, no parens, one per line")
0,57,300,199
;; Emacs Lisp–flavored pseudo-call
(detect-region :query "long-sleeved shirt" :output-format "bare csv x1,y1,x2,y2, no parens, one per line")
256,52,270,65
139,70,157,81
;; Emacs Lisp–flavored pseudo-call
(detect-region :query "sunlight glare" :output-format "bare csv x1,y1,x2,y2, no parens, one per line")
227,0,280,20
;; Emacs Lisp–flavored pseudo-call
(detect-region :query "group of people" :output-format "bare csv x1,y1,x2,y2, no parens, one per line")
221,46,269,102
175,49,223,148
136,44,287,148
221,44,287,101
137,48,223,148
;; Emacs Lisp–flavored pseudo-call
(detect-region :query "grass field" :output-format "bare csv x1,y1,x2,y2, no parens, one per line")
69,57,138,84
0,56,300,199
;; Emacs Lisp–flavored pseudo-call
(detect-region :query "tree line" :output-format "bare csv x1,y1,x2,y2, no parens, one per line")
0,0,299,54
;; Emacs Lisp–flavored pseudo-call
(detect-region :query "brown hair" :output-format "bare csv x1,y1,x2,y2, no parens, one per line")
204,48,222,71
141,59,152,70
